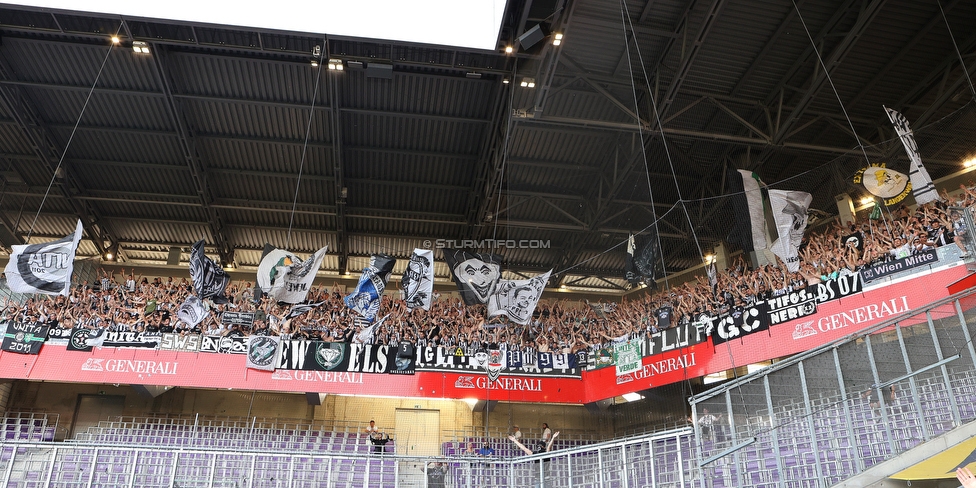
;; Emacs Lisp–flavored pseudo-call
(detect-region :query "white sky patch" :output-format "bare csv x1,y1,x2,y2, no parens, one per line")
6,0,508,50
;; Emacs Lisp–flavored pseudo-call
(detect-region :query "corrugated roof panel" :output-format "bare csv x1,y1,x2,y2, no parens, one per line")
111,219,211,245
183,98,331,141
340,112,485,154
24,87,172,131
2,37,157,91
508,125,615,164
169,52,325,104
52,128,184,164
344,149,477,188
226,227,335,255
340,70,496,120
197,138,333,174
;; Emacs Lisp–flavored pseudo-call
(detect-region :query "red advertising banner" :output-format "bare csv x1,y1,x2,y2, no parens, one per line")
0,345,586,403
582,265,968,401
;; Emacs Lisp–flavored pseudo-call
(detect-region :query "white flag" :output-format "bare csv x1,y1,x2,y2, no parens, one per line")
354,314,390,344
885,107,938,205
177,295,207,327
487,270,551,325
246,336,281,371
5,220,82,296
402,249,434,311
256,246,327,303
769,190,812,273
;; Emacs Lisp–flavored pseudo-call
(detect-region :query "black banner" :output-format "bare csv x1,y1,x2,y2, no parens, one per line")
711,302,770,345
220,312,254,328
816,273,863,302
67,328,161,351
416,345,582,378
766,288,818,326
199,335,248,354
647,320,710,356
275,341,414,375
859,249,939,283
1,321,50,354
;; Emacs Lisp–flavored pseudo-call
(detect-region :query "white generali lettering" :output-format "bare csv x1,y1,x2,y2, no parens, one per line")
817,296,910,332
633,353,696,380
103,360,178,375
290,371,365,383
474,376,543,391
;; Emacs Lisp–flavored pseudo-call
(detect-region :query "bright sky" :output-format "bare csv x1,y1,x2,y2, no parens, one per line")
7,0,508,50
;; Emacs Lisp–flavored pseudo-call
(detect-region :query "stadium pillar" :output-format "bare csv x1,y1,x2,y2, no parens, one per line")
0,381,10,414
835,193,856,225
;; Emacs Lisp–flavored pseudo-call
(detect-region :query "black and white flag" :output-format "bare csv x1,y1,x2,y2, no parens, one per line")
255,246,328,304
189,240,229,301
177,295,208,328
402,249,434,311
354,313,390,344
4,220,82,296
1,321,50,354
625,232,659,288
284,301,326,320
344,254,396,322
885,107,938,205
487,270,551,325
728,169,767,253
246,335,281,371
769,190,812,273
442,250,503,305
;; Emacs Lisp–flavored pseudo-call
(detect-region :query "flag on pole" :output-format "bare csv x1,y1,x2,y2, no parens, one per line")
487,270,551,325
354,313,390,344
885,107,938,205
4,219,83,296
189,240,230,300
625,232,660,288
768,190,813,273
401,249,434,311
177,295,208,327
255,246,328,304
728,169,767,253
345,254,396,322
284,300,327,320
442,249,503,305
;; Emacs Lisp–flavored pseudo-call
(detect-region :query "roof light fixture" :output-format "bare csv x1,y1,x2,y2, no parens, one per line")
132,41,151,54
328,58,344,71
310,59,319,67
552,33,563,46
504,45,513,54
111,36,120,44
520,77,535,88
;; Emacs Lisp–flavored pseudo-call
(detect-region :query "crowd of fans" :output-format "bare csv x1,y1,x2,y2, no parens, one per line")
2,186,974,357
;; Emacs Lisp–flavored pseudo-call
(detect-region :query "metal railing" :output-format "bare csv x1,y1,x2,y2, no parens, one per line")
689,282,976,488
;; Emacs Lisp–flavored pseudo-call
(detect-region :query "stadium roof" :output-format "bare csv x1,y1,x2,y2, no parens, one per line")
0,0,974,293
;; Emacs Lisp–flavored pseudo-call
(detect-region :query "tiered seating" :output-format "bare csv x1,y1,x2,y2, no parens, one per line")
1,414,56,442
70,418,395,455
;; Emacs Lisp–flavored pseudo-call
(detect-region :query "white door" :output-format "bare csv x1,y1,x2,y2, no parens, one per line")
394,408,440,456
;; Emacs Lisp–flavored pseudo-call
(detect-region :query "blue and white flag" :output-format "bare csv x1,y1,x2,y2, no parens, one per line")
345,254,396,322
5,220,82,296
